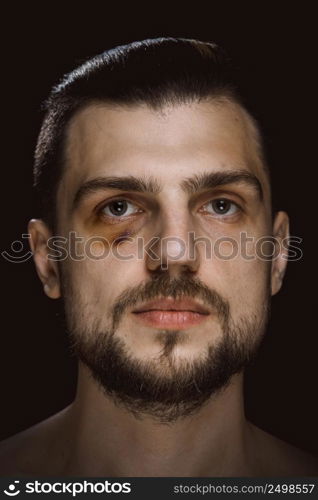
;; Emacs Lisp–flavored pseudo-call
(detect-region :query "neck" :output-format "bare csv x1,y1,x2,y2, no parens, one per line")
61,363,251,476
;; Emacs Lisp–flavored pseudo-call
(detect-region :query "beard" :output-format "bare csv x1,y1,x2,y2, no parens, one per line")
62,269,270,423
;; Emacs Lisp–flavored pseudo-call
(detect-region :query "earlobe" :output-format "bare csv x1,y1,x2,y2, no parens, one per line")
271,211,290,296
28,219,61,299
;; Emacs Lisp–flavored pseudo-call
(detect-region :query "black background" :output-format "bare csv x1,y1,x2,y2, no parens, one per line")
1,4,317,453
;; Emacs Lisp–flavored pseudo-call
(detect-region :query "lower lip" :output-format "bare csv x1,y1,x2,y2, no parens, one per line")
132,310,210,329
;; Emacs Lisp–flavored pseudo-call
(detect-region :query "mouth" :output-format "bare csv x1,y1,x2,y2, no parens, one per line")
132,297,210,329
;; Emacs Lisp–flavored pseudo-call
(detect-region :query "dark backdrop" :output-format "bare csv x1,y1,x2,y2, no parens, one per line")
1,5,317,453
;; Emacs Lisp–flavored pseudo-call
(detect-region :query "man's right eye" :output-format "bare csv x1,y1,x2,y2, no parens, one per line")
100,199,141,217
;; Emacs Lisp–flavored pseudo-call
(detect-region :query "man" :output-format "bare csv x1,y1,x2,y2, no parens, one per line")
0,37,316,476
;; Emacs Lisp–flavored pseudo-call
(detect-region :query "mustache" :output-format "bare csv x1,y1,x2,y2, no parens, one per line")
111,272,230,330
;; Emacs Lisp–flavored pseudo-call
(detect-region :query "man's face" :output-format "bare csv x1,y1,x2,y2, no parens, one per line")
44,99,283,421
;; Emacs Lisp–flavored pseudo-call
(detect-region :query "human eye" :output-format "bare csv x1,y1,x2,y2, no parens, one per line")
199,198,241,217
98,198,143,219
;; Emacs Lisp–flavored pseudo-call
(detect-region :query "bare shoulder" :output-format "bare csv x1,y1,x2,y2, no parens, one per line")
0,407,72,476
249,423,318,476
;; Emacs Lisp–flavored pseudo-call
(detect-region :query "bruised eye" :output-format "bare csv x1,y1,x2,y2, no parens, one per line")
202,199,240,216
101,199,141,217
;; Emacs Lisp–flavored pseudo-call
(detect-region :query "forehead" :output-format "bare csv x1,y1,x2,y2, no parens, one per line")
60,99,268,206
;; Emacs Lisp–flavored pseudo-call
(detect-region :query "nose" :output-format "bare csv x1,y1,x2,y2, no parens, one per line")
145,208,200,277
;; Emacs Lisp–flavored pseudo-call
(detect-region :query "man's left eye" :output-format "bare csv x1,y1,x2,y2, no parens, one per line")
202,199,240,216
101,199,140,217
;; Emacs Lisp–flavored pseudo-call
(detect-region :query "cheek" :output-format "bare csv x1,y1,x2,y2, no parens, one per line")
200,249,270,317
225,258,271,316
65,246,145,299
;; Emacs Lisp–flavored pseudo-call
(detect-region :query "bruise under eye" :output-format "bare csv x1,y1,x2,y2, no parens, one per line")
113,230,133,244
89,200,145,244
90,219,137,246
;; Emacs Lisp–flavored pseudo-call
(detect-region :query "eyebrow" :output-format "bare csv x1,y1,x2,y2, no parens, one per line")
73,176,161,208
181,170,263,199
72,169,263,209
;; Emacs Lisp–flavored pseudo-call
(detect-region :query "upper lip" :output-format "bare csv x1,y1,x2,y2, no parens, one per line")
132,297,210,315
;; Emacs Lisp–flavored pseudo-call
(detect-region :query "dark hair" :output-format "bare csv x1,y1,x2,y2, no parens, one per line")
34,37,266,230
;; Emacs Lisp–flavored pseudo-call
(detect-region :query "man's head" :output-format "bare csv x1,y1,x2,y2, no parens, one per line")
29,38,289,422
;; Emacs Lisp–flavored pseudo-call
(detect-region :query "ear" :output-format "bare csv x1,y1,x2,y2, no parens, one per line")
28,219,61,299
271,211,289,296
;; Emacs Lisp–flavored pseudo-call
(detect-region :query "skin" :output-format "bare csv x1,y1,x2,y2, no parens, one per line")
0,99,317,476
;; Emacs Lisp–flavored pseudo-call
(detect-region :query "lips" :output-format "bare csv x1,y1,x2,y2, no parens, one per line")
132,297,210,329
132,297,210,315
